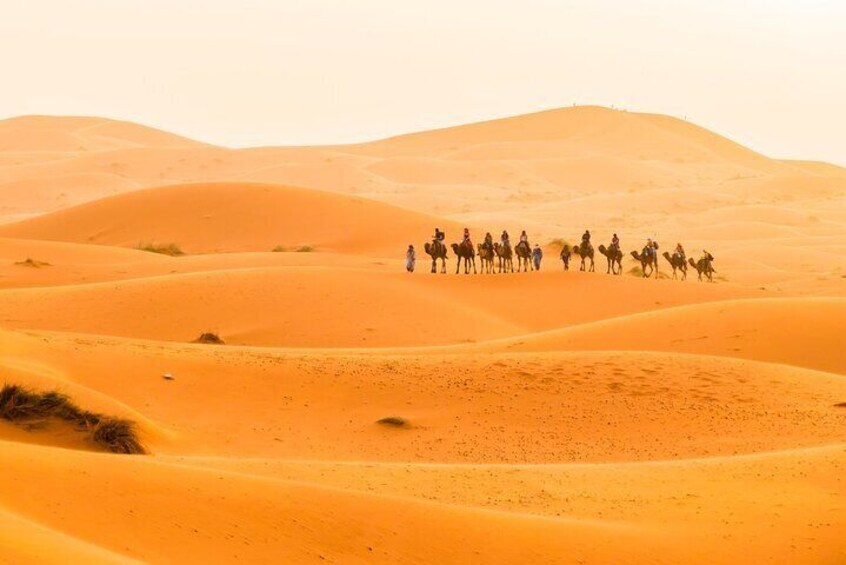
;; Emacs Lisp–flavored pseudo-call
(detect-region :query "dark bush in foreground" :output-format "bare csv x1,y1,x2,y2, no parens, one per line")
0,384,146,454
193,332,225,345
91,419,145,454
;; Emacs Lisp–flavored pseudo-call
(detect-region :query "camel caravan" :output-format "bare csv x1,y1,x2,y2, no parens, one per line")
418,228,717,282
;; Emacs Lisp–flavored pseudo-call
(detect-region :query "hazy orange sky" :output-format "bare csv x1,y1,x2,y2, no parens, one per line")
2,0,844,164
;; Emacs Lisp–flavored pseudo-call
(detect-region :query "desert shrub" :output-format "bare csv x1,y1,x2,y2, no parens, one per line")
272,245,288,252
137,242,184,256
91,419,145,454
0,384,146,454
14,258,51,268
376,416,408,427
193,332,225,345
296,245,315,253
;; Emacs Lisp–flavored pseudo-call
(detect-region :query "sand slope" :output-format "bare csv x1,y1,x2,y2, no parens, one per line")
490,297,846,374
0,107,844,563
0,327,844,562
0,182,465,256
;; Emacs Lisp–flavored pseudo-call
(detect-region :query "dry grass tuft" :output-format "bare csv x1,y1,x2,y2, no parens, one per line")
91,419,145,454
193,332,225,345
0,384,146,454
14,257,51,268
137,242,184,256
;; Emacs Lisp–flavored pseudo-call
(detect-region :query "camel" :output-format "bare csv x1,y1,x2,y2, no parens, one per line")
630,246,659,278
494,242,514,273
662,251,688,280
514,241,534,272
451,242,477,274
477,243,496,274
689,253,716,282
572,242,595,272
598,244,623,275
424,240,447,274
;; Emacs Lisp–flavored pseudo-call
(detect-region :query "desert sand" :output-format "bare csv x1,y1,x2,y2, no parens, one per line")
0,107,843,564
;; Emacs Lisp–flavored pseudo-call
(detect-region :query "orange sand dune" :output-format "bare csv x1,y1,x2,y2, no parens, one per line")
0,181,465,256
193,444,846,563
349,106,784,171
486,297,846,374
2,109,845,298
1,106,845,563
0,325,844,561
0,115,203,152
0,439,711,565
0,236,392,289
2,329,843,462
0,506,133,565
0,267,755,347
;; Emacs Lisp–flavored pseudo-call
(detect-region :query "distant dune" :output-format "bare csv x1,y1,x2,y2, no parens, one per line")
0,115,204,152
0,181,465,255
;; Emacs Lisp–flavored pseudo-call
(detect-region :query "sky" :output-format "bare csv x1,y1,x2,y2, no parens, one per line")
2,0,844,164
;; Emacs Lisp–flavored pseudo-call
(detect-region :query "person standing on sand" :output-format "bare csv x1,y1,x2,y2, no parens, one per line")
532,244,543,270
406,244,416,272
560,244,570,270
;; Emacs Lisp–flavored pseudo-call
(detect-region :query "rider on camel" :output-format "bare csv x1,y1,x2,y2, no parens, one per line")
519,230,529,251
675,242,686,262
646,238,655,258
610,233,620,253
462,228,473,250
484,231,493,250
582,230,592,251
501,230,511,250
432,228,445,246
